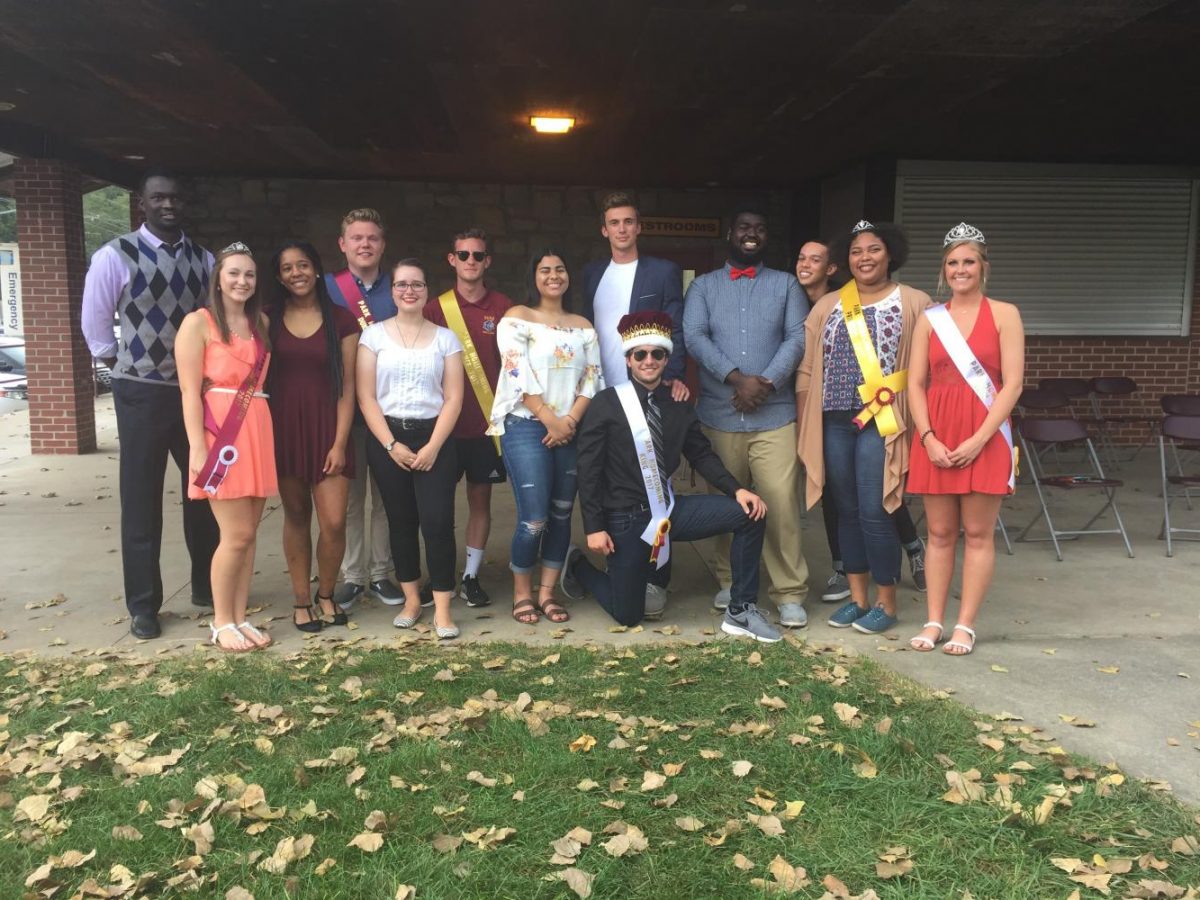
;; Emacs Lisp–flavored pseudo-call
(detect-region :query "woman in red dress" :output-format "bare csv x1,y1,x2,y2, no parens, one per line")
268,242,359,633
906,224,1024,655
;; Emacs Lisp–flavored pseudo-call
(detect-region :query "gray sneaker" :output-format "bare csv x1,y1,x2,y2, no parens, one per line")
559,546,585,601
334,582,365,612
644,584,668,620
712,587,731,610
777,602,808,628
821,571,851,603
721,605,782,643
369,579,405,607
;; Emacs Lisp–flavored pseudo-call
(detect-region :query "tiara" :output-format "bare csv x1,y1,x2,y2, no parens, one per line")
221,241,253,255
851,220,875,235
943,222,986,247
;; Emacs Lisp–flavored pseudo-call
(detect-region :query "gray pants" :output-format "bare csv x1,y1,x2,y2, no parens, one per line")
341,425,393,584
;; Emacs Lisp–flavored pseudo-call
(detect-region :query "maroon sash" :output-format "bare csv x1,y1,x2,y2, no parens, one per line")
193,337,268,496
334,269,376,331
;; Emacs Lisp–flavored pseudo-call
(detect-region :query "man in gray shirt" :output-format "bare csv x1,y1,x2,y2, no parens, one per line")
682,205,811,626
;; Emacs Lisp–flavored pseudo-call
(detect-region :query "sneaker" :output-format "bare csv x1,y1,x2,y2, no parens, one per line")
643,584,668,621
777,602,808,628
828,600,869,628
334,582,365,612
460,575,491,608
419,581,434,608
907,542,927,592
369,579,405,607
852,605,899,635
712,587,731,611
559,546,585,602
820,571,851,603
721,605,782,643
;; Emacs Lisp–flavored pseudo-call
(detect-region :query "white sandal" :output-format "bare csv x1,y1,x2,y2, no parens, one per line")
210,622,251,653
909,621,944,652
236,621,272,648
943,624,977,656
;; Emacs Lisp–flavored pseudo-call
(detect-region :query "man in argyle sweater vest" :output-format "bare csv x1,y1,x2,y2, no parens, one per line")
81,171,220,639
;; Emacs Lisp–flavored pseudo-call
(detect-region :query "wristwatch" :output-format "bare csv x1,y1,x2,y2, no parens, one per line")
384,439,397,452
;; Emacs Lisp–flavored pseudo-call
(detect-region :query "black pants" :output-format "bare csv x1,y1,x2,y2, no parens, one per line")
366,419,458,591
823,497,920,564
113,378,219,617
574,494,765,627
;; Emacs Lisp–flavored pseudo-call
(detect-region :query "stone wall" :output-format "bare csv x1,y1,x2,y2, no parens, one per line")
187,179,795,301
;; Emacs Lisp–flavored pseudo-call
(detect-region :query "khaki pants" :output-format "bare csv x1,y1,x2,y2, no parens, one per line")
702,422,809,608
341,425,394,584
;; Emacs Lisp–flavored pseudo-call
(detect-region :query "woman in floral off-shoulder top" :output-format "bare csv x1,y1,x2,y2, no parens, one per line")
489,249,603,627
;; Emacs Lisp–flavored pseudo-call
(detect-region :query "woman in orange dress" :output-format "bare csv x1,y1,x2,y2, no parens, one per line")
906,224,1024,655
177,242,278,652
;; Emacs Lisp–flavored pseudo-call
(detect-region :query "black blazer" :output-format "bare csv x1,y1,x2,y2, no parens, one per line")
579,254,686,382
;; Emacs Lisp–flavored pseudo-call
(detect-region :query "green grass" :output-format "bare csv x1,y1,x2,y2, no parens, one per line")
2,638,1198,899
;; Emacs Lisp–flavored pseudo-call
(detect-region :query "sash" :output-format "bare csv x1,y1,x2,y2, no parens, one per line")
194,335,268,496
333,269,376,332
439,290,501,455
840,281,907,436
615,383,675,569
924,302,1017,492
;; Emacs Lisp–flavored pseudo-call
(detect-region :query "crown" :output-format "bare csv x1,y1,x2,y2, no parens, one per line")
220,240,253,255
851,220,875,235
618,311,673,352
943,222,986,247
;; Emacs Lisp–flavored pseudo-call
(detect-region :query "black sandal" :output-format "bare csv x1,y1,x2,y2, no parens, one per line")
316,591,348,626
293,601,323,633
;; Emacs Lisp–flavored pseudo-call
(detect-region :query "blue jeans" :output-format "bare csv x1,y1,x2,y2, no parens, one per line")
500,415,577,573
573,493,764,626
823,411,900,586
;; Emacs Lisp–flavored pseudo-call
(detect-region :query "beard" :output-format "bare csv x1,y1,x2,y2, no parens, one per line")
730,244,766,267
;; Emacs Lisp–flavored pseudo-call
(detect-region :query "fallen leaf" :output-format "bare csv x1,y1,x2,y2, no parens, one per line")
1097,666,1120,675
675,816,705,832
348,832,385,852
731,760,754,778
876,859,914,878
395,887,416,900
569,734,597,753
747,813,785,836
466,771,498,788
640,771,667,791
549,867,594,898
432,834,462,854
732,852,755,871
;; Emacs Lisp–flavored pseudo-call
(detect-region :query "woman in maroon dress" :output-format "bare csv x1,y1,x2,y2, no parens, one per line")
268,242,360,632
906,224,1024,655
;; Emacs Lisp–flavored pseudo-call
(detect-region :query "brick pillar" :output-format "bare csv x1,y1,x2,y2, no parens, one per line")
14,159,97,454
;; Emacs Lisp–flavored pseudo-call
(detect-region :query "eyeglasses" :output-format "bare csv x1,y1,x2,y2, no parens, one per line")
392,281,427,292
454,250,488,262
629,348,668,362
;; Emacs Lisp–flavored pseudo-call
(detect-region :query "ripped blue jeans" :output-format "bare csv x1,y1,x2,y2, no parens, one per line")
500,414,577,573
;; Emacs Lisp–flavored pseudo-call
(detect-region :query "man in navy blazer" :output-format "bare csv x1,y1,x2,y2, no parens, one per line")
580,191,688,402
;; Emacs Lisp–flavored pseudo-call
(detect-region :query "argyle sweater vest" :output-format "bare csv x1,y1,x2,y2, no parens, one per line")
110,231,210,384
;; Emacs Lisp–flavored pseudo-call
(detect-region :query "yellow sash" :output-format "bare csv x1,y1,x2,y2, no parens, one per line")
439,291,501,454
839,282,907,436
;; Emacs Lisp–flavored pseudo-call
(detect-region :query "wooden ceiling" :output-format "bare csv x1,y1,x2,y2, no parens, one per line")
0,0,1197,189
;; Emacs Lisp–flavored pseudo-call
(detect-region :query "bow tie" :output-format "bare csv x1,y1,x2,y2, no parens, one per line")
729,266,757,281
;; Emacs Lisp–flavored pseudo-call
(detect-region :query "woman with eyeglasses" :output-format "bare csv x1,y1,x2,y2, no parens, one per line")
267,241,359,634
357,258,466,638
489,249,602,627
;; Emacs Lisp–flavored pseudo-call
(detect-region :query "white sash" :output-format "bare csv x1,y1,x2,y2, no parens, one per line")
925,302,1015,491
615,382,675,568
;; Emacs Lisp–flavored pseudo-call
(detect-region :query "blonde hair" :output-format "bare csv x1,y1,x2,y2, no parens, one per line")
340,207,385,236
937,239,989,296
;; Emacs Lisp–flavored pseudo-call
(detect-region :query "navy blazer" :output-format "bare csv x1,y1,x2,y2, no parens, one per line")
579,254,686,382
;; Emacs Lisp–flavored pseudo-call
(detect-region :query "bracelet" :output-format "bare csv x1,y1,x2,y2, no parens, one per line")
565,414,577,427
920,429,935,446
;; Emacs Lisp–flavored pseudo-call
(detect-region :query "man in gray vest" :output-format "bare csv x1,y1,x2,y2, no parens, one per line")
81,169,220,639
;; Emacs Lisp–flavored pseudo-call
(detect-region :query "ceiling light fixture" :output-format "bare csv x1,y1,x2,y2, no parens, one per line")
0,102,16,112
529,116,575,135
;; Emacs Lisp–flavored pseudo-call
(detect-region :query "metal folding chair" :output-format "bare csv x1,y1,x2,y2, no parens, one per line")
1160,395,1200,510
1038,377,1091,413
1088,376,1156,468
1016,388,1074,475
1016,417,1134,560
1159,414,1200,556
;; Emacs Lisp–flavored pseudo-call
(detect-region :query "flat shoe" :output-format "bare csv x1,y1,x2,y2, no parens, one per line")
393,609,422,628
909,621,944,652
943,624,977,656
436,624,460,640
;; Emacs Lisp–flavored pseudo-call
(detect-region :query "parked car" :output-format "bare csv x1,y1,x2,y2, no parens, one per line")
0,338,113,402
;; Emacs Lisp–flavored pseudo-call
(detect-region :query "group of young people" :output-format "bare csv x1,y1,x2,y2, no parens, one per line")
81,173,1023,654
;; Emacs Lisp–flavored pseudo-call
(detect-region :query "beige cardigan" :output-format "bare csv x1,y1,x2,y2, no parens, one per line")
796,284,932,513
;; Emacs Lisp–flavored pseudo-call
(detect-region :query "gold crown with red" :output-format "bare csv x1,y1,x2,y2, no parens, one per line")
617,311,673,354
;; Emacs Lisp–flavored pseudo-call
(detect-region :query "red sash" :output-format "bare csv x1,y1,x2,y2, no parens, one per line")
334,269,376,331
193,337,268,496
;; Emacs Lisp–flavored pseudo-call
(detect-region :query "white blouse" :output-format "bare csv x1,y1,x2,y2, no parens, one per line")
488,318,603,435
360,322,463,419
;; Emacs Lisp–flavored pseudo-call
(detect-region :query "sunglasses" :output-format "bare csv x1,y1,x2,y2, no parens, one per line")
629,348,668,362
454,250,488,262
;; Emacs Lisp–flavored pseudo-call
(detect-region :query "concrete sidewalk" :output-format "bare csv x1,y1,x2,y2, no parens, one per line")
1,398,1197,805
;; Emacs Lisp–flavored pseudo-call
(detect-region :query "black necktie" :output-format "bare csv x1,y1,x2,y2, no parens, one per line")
163,242,180,258
645,392,668,487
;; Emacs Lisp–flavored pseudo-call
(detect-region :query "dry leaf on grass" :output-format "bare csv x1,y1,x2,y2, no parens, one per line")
432,834,463,854
569,734,597,753
747,813,785,836
749,854,810,893
395,887,416,900
462,826,516,850
640,771,667,791
675,816,705,832
348,832,385,852
546,867,594,898
731,760,754,778
225,888,255,900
